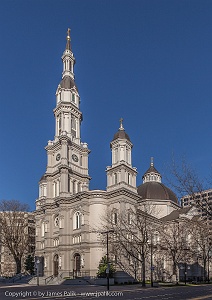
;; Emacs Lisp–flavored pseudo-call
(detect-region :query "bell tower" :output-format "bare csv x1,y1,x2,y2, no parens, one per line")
37,29,90,204
106,119,137,192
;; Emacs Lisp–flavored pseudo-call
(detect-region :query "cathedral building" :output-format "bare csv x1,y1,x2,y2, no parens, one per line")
35,30,181,278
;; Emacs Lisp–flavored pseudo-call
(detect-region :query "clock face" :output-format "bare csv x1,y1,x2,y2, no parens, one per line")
56,153,61,161
72,154,78,162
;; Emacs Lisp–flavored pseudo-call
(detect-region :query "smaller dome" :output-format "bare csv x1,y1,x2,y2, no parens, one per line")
112,129,131,142
112,118,131,142
138,158,178,204
60,76,78,91
143,165,160,177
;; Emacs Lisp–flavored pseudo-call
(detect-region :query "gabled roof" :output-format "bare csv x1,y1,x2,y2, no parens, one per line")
160,206,195,222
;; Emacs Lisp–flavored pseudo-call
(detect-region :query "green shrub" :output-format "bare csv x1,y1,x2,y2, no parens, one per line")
97,256,115,278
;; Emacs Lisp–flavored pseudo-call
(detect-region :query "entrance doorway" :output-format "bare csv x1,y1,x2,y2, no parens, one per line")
53,254,59,277
73,253,81,277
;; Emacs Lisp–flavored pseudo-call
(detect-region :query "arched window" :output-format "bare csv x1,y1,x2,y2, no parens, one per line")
78,182,81,193
76,212,80,229
57,180,60,196
112,212,117,225
68,178,70,193
127,173,130,185
41,241,45,249
126,148,128,163
54,215,60,228
58,116,62,135
53,182,57,197
41,222,45,237
69,61,72,72
71,116,76,138
115,148,118,163
53,238,59,247
114,173,118,184
73,211,81,229
72,93,75,102
128,212,132,225
73,181,76,194
43,185,47,196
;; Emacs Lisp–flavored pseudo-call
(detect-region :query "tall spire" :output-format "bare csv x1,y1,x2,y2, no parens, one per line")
61,28,75,79
66,28,71,51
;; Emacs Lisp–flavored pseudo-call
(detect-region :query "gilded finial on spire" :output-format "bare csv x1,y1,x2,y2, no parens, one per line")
67,28,71,40
119,118,124,130
66,28,71,50
151,157,154,166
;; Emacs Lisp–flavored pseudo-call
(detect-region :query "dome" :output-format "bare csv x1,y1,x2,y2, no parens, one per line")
112,118,131,142
137,181,178,204
60,76,78,91
112,129,131,142
138,158,178,204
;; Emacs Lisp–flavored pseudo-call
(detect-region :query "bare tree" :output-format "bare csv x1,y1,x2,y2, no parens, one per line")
158,217,192,283
101,205,158,286
188,217,211,281
167,157,212,217
0,199,34,274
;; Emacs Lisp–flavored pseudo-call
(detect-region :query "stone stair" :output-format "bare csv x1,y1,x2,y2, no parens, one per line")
113,271,136,284
28,276,50,285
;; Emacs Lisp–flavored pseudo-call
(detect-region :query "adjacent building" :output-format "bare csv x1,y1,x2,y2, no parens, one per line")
0,212,35,277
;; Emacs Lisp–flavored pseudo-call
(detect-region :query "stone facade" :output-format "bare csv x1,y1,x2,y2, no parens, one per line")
35,30,181,278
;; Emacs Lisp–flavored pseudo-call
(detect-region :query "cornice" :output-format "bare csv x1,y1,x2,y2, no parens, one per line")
106,163,137,174
53,103,82,119
106,187,140,201
110,139,133,148
36,187,143,214
45,136,72,151
70,143,91,154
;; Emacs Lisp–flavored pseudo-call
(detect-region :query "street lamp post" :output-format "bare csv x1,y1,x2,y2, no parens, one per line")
184,262,187,285
106,232,110,291
183,248,190,285
150,234,153,287
101,230,114,291
207,243,211,284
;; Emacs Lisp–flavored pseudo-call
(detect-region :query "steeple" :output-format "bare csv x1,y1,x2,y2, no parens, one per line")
142,158,162,183
106,119,137,192
54,29,81,142
61,28,75,79
38,29,91,204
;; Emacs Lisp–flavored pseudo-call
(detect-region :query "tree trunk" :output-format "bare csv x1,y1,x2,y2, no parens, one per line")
203,258,207,282
15,257,22,274
173,261,178,283
141,251,146,287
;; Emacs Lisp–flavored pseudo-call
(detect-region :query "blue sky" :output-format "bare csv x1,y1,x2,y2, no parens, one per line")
0,0,212,211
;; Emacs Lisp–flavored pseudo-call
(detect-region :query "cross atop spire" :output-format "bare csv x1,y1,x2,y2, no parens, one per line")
66,28,71,50
119,118,124,130
151,157,154,166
